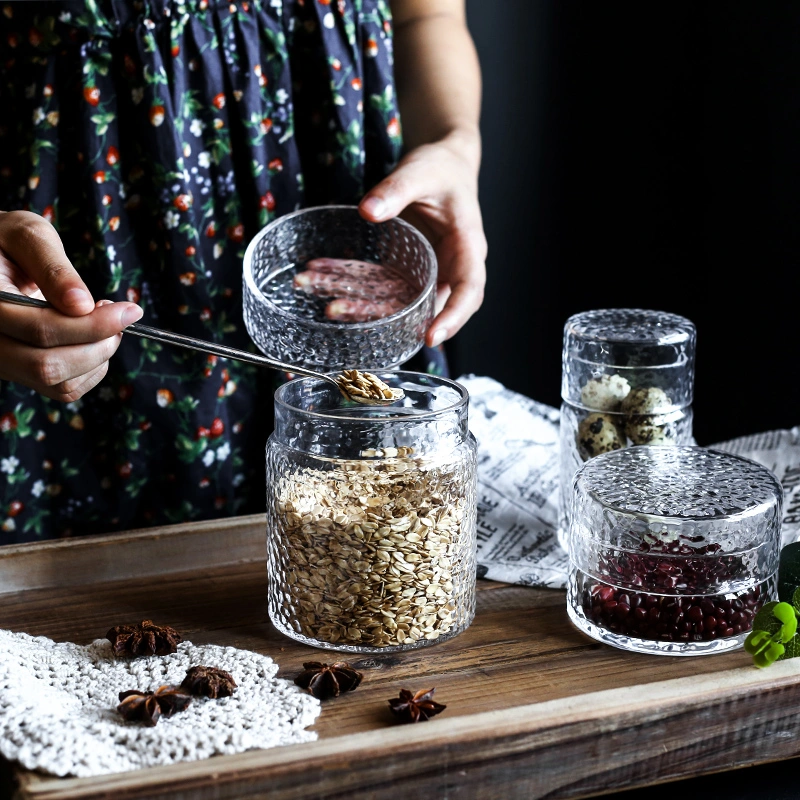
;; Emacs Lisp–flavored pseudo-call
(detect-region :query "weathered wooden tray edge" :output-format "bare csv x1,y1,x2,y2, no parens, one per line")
13,659,800,800
0,514,267,594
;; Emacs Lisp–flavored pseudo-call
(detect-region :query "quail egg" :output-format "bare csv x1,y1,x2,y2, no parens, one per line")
580,374,631,412
620,386,671,416
625,416,676,446
577,412,625,461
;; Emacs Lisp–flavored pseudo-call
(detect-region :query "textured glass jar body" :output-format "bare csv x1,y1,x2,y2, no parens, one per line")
265,372,478,652
557,309,697,548
566,446,783,656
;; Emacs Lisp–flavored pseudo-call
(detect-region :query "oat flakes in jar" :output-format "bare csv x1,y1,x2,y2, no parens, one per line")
265,371,478,652
557,309,697,549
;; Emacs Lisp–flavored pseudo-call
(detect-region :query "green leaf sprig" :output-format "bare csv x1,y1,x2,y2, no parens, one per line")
744,587,800,668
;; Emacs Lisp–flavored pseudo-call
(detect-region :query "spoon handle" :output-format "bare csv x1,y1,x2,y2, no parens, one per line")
0,290,330,381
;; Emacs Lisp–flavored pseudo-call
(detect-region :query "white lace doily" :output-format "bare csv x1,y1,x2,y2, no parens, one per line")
0,629,321,777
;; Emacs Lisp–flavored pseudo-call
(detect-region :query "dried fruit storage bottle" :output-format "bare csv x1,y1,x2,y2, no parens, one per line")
566,446,783,656
558,308,696,548
265,371,478,652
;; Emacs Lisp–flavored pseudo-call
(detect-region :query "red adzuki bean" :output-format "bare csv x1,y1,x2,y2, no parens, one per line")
581,583,762,642
581,537,764,643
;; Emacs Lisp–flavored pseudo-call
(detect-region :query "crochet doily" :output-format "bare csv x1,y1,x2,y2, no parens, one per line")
0,629,321,778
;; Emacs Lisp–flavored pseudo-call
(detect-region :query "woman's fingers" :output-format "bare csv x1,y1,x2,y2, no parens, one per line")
359,148,447,222
0,295,142,347
426,225,487,346
0,331,123,397
0,210,95,315
357,138,487,345
45,361,110,404
0,213,138,402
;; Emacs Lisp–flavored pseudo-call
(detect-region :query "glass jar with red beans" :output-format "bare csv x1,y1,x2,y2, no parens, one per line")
566,446,783,656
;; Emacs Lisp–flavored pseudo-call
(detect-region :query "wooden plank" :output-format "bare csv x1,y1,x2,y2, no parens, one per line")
1,516,797,799
0,514,266,593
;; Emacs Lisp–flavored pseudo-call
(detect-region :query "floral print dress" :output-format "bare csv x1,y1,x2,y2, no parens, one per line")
0,0,447,543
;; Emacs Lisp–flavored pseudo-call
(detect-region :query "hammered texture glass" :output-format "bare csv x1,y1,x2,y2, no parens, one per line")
243,205,437,371
265,372,478,652
567,446,783,655
558,308,697,546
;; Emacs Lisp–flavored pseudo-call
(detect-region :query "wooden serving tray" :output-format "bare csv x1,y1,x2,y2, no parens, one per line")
2,515,800,800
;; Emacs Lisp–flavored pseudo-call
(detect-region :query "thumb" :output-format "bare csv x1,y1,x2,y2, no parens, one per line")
0,211,94,315
358,155,439,222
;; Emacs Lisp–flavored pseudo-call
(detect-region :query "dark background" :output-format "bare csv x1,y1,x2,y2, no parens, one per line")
453,3,798,798
451,1,798,447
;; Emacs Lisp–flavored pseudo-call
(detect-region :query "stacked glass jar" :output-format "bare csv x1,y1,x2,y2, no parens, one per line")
558,309,697,547
265,371,478,652
566,446,783,656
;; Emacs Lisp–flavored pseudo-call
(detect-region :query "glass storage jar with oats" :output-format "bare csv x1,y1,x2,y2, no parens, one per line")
557,308,696,549
265,371,478,652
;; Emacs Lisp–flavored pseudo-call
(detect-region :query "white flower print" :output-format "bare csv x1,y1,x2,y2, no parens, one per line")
59,11,72,21
275,88,288,104
1,456,20,475
107,245,117,261
31,480,45,498
190,119,205,137
213,242,224,259
32,107,45,125
197,151,211,168
131,87,144,105
164,211,180,229
232,473,245,487
2,519,15,532
202,449,216,467
323,12,335,29
216,442,231,462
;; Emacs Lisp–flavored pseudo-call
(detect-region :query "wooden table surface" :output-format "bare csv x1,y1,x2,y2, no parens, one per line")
2,514,800,800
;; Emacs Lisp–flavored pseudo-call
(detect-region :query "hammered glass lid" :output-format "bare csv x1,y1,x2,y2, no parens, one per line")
571,446,783,555
561,308,696,408
579,446,781,519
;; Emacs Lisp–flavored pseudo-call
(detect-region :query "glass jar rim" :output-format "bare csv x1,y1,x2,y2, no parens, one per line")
242,204,438,330
274,370,470,422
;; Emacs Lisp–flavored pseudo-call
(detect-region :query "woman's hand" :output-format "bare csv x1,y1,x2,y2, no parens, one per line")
359,130,487,348
0,210,143,402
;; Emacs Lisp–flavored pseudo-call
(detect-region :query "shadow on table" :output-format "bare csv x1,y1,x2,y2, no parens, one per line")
599,756,800,800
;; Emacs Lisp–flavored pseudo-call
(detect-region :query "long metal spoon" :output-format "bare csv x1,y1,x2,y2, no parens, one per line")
0,290,403,406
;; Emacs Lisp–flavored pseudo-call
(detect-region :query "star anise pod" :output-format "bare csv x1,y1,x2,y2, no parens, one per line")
106,620,183,657
117,684,192,726
388,687,446,723
294,661,363,700
180,665,237,698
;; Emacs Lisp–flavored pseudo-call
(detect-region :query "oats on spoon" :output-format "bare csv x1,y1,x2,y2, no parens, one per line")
335,369,404,405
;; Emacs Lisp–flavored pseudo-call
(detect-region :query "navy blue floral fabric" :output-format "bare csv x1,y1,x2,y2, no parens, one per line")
0,0,448,543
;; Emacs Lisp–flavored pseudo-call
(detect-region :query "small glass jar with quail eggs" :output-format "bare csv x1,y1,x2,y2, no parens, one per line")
557,309,697,547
